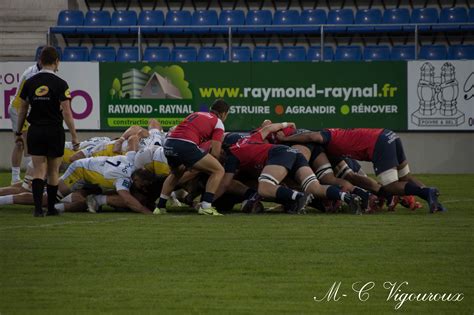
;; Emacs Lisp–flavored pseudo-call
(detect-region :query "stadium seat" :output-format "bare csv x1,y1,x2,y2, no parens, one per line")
187,10,218,34
224,47,251,61
307,46,334,61
90,46,116,62
198,47,224,62
279,46,306,61
107,10,137,34
461,8,474,30
391,45,416,60
335,46,362,61
433,7,468,31
138,10,164,34
271,10,300,34
35,46,62,61
218,10,245,30
252,46,279,62
326,9,354,33
117,47,139,62
62,47,89,61
77,10,111,34
351,9,382,32
241,10,272,34
376,8,410,32
164,10,192,33
296,9,326,33
363,46,390,60
419,45,447,60
172,47,197,62
448,45,474,60
52,10,84,34
411,8,438,31
143,47,170,61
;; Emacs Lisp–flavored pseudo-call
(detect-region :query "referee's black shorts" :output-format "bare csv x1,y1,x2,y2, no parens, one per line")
27,124,65,158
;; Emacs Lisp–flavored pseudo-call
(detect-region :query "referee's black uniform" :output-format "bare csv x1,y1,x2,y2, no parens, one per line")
20,70,70,156
19,69,71,216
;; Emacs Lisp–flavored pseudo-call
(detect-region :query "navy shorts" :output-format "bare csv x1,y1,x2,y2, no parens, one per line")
372,129,407,175
267,145,299,170
163,139,207,169
308,144,326,166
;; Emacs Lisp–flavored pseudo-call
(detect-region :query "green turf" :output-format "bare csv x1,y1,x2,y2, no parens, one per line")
0,173,473,314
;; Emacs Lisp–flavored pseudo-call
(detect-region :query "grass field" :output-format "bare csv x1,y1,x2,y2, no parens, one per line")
0,173,473,314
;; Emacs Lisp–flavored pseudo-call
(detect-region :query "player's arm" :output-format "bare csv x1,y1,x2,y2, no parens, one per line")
60,84,79,148
16,98,29,138
209,140,223,160
214,154,239,199
117,189,153,214
276,130,323,144
259,122,295,140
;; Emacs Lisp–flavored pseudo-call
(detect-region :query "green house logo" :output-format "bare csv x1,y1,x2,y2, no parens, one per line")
109,65,193,100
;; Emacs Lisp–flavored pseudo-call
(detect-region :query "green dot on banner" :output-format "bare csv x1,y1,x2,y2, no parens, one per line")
341,105,350,115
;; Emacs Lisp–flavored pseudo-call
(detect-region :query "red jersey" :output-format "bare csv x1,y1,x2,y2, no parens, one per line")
324,128,383,161
168,112,225,146
229,132,274,172
266,126,296,144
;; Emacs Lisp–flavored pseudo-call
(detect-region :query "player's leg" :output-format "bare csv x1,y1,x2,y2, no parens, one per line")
192,154,225,215
155,165,185,213
9,107,25,184
30,155,48,216
45,156,63,215
293,158,361,213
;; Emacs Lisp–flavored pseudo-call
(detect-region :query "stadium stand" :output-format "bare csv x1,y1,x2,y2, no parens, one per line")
2,0,472,62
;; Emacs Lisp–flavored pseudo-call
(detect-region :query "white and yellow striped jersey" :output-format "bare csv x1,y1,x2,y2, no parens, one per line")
63,137,112,164
139,128,166,147
8,63,41,131
61,152,136,192
134,145,170,176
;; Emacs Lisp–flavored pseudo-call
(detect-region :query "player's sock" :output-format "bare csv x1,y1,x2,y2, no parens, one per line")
95,195,107,206
201,192,215,209
54,203,65,212
325,185,343,200
275,186,302,203
0,195,14,205
46,184,59,213
404,182,430,200
32,178,45,215
11,167,21,182
244,188,257,199
156,194,169,209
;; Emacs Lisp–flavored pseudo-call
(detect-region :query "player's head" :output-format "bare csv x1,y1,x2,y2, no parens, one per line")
39,46,60,72
210,99,230,122
131,168,156,192
261,119,272,127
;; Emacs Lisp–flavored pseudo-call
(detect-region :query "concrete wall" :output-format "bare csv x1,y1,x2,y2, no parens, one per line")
0,0,67,61
0,131,472,173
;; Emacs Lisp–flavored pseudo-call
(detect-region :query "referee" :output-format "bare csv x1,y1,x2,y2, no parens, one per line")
16,46,78,217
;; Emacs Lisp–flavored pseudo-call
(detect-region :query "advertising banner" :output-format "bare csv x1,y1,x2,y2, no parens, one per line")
407,60,474,130
0,62,100,130
99,62,407,131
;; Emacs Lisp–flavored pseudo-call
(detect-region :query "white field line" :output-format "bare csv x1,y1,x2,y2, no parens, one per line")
0,217,129,231
442,199,474,204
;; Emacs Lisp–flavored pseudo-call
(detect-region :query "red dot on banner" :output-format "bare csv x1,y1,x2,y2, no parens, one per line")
275,105,284,115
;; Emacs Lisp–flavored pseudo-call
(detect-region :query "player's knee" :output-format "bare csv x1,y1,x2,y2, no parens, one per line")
257,173,279,198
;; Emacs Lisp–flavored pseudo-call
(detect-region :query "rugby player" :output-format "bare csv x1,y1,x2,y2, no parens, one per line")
155,99,230,216
277,128,446,213
218,122,362,214
8,62,42,185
